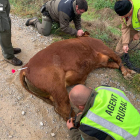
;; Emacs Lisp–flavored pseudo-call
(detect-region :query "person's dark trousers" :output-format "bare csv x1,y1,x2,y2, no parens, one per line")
0,29,14,59
0,14,14,59
0,0,14,59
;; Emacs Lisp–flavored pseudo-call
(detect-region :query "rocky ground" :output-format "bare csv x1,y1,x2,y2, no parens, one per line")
0,14,140,140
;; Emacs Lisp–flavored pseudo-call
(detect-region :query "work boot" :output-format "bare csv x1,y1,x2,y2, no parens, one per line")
25,17,38,26
5,57,23,66
121,53,140,73
14,48,21,54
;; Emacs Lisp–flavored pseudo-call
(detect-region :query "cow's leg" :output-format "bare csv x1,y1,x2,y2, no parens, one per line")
108,54,136,79
65,70,88,87
103,61,119,69
49,70,75,120
100,53,136,80
120,66,136,80
44,67,75,120
51,86,75,121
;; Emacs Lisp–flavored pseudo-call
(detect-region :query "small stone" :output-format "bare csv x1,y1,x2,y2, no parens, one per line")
51,133,55,137
40,122,43,126
9,135,13,138
67,134,70,138
22,111,26,115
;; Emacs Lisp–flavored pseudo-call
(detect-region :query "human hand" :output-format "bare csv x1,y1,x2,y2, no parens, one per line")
67,118,74,129
133,33,139,40
123,45,129,53
77,30,84,37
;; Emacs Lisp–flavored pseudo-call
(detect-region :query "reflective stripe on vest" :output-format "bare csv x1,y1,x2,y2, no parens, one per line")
80,86,140,140
85,111,140,140
96,87,130,102
127,129,140,140
132,0,140,31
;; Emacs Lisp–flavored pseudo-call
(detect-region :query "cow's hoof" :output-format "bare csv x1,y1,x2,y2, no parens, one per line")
124,74,133,80
124,70,136,80
131,70,136,75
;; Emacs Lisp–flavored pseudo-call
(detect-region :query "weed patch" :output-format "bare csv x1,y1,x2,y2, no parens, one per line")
10,0,42,17
51,22,75,39
107,26,121,36
131,74,140,93
82,9,95,21
129,50,140,68
93,0,116,10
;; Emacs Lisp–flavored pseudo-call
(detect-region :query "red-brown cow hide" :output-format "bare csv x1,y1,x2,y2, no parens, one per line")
20,33,135,120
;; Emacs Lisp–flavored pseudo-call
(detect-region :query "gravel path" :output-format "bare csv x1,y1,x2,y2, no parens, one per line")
0,14,140,140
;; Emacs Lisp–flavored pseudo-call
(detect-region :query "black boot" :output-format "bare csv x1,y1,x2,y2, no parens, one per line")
25,17,38,26
121,53,140,73
5,57,23,66
13,48,21,54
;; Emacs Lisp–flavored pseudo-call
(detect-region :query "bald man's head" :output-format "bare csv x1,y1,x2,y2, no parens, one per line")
69,84,92,106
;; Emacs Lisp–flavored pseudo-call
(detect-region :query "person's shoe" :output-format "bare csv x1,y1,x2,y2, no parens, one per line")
14,48,21,54
121,53,140,73
25,17,38,26
5,57,23,66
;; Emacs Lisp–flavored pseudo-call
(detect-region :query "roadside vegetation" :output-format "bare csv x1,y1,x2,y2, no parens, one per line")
9,0,140,93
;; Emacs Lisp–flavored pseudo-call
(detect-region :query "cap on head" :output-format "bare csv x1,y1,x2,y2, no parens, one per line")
114,0,132,16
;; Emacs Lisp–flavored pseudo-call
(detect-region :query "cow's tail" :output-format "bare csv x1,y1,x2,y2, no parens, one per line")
20,64,32,94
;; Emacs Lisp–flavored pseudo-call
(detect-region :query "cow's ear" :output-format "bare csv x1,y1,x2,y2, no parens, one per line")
83,31,90,36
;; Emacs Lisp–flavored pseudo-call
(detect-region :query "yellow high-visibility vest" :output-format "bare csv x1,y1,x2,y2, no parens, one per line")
81,86,140,140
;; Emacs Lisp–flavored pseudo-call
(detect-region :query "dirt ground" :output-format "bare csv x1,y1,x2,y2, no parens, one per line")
0,15,140,140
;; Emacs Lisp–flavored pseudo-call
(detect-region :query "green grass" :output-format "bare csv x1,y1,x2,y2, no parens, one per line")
93,0,116,10
86,0,95,8
86,0,116,9
131,74,140,92
117,24,122,30
120,49,140,93
50,22,75,39
107,26,121,36
129,50,140,67
92,29,111,42
89,28,113,43
9,0,42,17
82,10,95,21
113,70,140,94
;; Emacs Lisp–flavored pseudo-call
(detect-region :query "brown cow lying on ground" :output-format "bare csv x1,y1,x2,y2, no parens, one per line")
20,32,135,120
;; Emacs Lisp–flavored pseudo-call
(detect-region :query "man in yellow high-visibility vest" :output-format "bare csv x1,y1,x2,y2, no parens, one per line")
114,0,140,57
67,84,140,140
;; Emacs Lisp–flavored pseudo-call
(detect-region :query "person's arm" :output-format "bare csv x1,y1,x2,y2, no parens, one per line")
67,118,82,140
121,18,130,53
69,128,82,140
73,15,84,37
58,11,77,36
121,18,130,46
73,15,82,30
